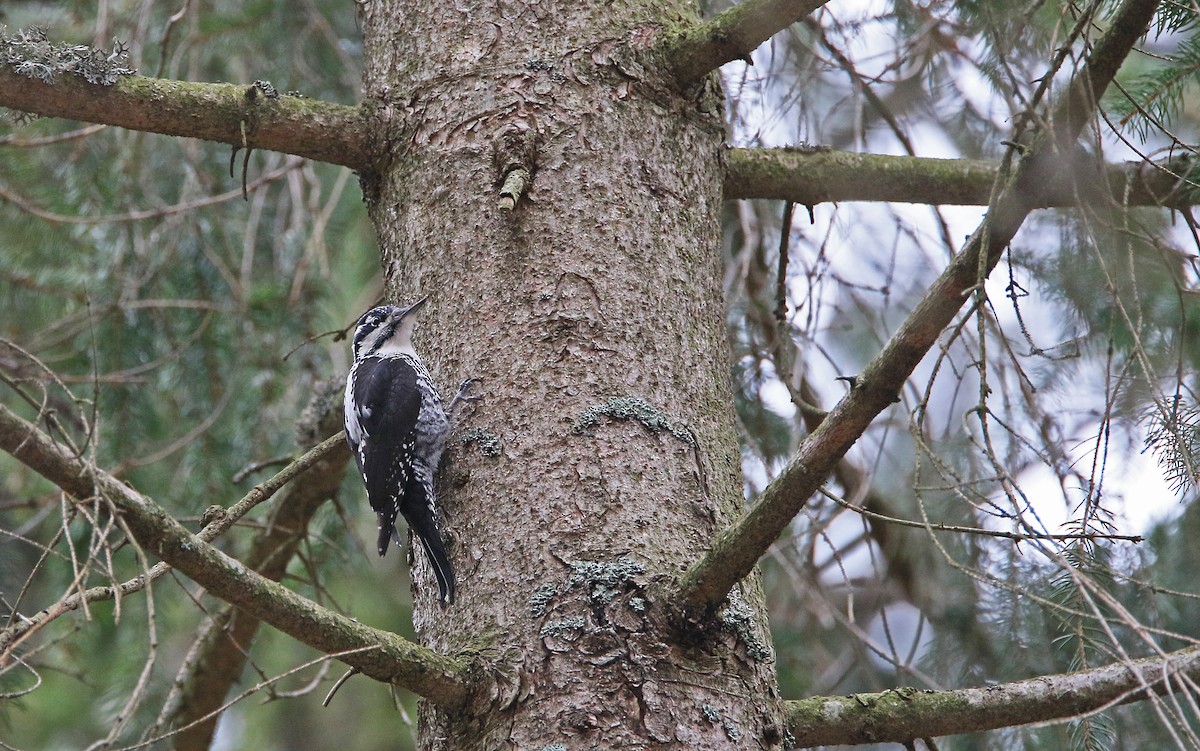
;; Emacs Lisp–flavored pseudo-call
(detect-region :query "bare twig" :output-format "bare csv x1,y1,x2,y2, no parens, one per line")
323,668,360,707
0,158,306,224
0,123,107,146
818,486,1143,544
137,648,377,750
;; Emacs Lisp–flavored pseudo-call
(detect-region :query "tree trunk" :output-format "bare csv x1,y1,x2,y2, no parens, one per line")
358,2,783,747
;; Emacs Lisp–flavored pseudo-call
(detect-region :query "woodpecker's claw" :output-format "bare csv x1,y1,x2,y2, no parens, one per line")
449,378,482,412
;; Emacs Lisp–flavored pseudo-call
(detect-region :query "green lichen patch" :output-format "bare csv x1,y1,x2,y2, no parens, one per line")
539,616,586,638
568,556,645,606
460,427,502,457
534,559,645,626
719,589,771,662
572,396,695,446
1,27,134,85
700,704,743,741
528,581,559,618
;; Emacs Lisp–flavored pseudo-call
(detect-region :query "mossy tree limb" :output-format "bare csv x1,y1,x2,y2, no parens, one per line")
0,403,473,708
723,147,1200,208
0,69,370,171
785,646,1200,747
665,0,829,84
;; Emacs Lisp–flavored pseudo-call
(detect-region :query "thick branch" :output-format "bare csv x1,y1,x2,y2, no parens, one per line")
0,69,371,171
723,148,1200,208
674,0,1161,612
0,403,471,708
665,0,829,84
785,646,1200,747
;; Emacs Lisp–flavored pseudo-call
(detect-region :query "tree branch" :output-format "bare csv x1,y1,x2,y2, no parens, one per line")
160,391,350,751
674,0,1162,613
785,646,1200,747
0,403,472,708
723,147,1200,208
0,432,345,655
665,0,829,84
0,69,371,172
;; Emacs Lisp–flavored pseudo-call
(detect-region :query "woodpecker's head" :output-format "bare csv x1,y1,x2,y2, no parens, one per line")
351,298,427,359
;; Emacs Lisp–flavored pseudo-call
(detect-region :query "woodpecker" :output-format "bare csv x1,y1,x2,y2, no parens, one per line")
343,299,474,605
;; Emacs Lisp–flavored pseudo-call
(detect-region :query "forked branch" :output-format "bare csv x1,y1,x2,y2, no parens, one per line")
674,0,1162,613
665,0,829,84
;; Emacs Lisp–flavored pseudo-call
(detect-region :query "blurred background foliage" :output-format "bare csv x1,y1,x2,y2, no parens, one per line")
3,0,1200,750
0,1,412,749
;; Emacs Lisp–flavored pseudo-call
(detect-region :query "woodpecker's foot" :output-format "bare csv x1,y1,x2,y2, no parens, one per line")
449,378,482,412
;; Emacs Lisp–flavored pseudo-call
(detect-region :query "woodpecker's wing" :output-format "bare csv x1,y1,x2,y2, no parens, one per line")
349,356,422,526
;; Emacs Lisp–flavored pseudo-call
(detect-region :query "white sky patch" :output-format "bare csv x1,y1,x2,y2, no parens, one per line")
1009,434,1184,536
759,377,798,421
866,601,933,673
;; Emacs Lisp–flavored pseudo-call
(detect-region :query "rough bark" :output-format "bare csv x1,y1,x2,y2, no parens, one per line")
355,1,782,748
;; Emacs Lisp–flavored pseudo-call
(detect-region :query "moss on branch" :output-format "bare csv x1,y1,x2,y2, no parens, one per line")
0,59,369,170
723,147,1200,208
785,646,1200,746
664,0,829,84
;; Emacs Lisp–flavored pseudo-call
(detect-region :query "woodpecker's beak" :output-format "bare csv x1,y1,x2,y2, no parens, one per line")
400,297,428,318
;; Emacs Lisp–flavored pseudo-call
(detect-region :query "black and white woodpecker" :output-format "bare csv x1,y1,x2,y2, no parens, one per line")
343,299,474,605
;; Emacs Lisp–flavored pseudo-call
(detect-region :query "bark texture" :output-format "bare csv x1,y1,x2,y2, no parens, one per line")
356,2,783,748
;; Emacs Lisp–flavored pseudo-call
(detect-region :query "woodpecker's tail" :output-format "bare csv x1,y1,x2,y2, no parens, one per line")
416,530,456,606
397,469,455,605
